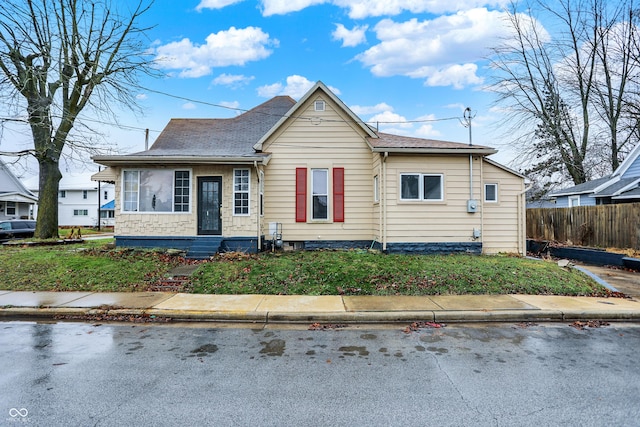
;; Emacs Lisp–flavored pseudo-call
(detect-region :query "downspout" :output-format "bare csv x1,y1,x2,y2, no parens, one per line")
517,185,532,256
254,161,261,251
479,158,483,250
382,152,388,252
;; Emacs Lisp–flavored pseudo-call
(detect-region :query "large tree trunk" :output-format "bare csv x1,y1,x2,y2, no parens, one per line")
35,160,62,239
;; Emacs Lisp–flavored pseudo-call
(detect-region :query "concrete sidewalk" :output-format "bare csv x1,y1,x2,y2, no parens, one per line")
1,290,639,324
2,263,640,324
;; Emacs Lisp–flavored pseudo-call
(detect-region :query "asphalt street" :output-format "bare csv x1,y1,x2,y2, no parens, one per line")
1,321,639,426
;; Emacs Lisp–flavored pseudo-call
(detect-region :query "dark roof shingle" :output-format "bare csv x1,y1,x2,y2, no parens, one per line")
133,96,295,157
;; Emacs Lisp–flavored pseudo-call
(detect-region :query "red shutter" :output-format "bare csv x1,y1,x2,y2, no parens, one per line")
295,168,307,222
333,167,344,222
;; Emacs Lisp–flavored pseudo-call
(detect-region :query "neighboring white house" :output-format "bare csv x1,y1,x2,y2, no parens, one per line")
25,173,115,227
0,158,38,221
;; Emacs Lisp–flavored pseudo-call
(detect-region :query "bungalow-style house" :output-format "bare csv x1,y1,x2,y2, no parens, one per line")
550,143,640,207
93,82,526,258
0,158,37,220
25,173,115,227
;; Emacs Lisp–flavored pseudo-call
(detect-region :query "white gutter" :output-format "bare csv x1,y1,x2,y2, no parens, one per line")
92,155,271,166
370,147,497,155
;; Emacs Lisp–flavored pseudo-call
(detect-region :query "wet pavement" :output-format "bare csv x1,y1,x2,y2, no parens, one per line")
1,321,639,426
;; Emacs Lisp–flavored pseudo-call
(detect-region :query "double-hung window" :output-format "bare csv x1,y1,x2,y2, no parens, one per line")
312,169,329,220
400,173,443,201
233,169,250,215
6,202,16,216
122,170,190,213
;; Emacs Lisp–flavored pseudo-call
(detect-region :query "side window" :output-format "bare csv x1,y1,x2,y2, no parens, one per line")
423,175,443,201
400,174,443,201
373,175,379,203
568,195,580,207
400,174,420,200
484,183,498,203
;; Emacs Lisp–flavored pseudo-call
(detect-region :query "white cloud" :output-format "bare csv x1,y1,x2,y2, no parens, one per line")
212,73,255,88
355,8,514,88
182,102,197,110
195,0,244,11
154,27,277,78
332,24,368,47
135,93,148,100
350,102,393,115
219,100,241,109
415,124,443,138
367,110,412,128
257,0,507,18
423,64,483,89
257,75,341,99
261,0,327,16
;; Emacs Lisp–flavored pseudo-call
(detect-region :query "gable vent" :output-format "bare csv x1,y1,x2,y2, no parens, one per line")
314,100,325,111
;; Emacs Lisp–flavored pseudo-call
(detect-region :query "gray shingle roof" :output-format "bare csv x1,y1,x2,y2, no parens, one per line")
132,96,296,158
613,186,640,199
549,176,612,197
593,177,639,197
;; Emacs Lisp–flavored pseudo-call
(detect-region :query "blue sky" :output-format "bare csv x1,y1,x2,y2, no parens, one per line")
3,0,527,176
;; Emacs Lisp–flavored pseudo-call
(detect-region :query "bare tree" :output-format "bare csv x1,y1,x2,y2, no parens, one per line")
590,1,640,171
488,0,640,191
0,0,155,238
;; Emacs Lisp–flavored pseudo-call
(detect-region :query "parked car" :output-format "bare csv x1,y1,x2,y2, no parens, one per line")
0,220,36,242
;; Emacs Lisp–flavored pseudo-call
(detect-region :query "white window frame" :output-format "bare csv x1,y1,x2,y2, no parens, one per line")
6,201,16,215
259,170,265,217
314,100,325,111
233,168,250,216
73,209,88,216
484,183,498,203
400,173,444,201
311,168,329,220
568,195,580,207
121,169,191,213
373,175,379,203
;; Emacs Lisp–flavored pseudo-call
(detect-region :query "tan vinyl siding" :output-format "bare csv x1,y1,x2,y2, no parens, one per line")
481,160,525,254
113,165,259,237
383,155,483,243
262,93,376,241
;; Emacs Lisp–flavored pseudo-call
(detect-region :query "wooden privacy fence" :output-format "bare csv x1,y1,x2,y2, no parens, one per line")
527,203,640,249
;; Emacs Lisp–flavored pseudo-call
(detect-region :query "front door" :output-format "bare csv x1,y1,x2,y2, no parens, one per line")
198,177,222,235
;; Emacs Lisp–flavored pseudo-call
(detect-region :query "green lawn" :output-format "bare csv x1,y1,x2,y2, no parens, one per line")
0,241,608,296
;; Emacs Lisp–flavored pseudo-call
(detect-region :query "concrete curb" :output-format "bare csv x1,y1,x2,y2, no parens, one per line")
2,306,640,324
